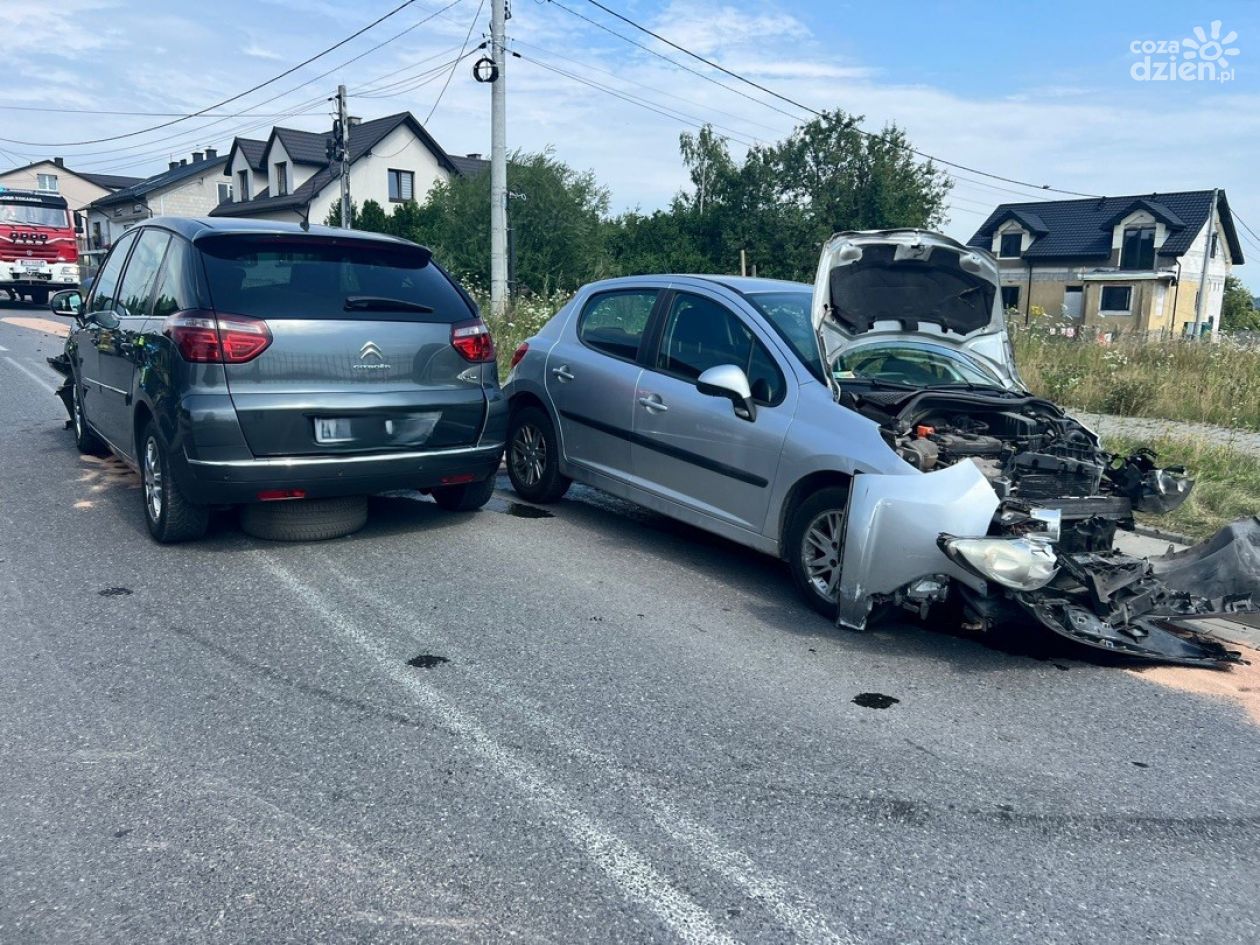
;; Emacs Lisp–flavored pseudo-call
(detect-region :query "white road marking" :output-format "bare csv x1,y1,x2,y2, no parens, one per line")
3,356,58,394
331,566,858,945
0,343,9,351
260,555,740,945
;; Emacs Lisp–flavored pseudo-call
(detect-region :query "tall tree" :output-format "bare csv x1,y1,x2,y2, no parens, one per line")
1221,275,1260,331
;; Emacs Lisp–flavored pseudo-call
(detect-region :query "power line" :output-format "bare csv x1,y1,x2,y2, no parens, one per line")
1231,208,1260,249
564,0,1103,199
425,0,486,122
0,0,424,147
0,105,326,118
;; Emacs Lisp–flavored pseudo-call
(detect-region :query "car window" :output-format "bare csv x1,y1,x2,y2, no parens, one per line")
745,290,825,382
655,293,785,405
834,342,1003,387
87,230,138,316
150,237,203,319
114,229,170,318
578,289,657,361
199,234,473,322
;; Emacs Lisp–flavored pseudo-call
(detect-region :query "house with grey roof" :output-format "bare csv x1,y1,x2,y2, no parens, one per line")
213,111,488,225
86,149,229,248
968,190,1244,337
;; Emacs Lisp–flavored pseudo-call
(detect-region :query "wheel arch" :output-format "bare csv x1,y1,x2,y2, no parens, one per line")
778,470,854,559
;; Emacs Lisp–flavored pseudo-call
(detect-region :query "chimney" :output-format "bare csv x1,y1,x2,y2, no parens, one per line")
53,156,65,167
347,116,361,127
169,161,180,170
205,147,217,159
192,151,204,163
180,159,187,166
466,153,482,160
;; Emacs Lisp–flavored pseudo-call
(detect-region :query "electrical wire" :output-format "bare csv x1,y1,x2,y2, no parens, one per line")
425,0,486,122
0,0,426,147
561,0,1103,199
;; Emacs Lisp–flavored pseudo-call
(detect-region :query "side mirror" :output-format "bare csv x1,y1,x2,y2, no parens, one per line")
696,364,757,422
49,289,83,318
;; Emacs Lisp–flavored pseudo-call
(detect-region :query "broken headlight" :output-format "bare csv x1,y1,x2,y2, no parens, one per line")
939,536,1059,591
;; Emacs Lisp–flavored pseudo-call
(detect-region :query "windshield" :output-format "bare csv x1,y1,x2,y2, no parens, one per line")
199,235,474,322
745,290,825,381
0,203,70,228
834,340,1006,388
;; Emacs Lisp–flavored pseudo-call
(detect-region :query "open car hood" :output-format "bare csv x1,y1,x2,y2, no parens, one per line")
811,229,1022,389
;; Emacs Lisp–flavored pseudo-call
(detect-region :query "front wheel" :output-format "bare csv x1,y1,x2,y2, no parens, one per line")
28,288,49,306
141,421,209,543
786,485,851,620
506,405,571,503
71,378,106,455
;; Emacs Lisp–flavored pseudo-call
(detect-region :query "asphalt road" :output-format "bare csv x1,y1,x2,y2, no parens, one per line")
2,301,1259,945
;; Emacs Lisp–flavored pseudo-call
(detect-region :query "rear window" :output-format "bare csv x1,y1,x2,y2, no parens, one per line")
198,234,474,322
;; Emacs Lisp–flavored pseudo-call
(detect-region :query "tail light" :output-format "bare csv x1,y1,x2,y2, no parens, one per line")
164,310,272,363
451,319,496,363
509,341,529,370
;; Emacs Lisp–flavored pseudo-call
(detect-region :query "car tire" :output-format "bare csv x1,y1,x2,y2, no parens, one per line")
29,288,49,306
141,420,209,543
71,378,107,455
786,485,851,621
506,405,571,503
430,474,497,512
240,496,368,541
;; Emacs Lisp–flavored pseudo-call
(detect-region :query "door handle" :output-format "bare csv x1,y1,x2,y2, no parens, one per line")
551,365,575,382
637,395,668,413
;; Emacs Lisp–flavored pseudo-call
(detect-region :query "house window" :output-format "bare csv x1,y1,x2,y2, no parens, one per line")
1000,286,1020,311
388,169,415,202
999,232,1022,258
217,182,232,204
36,173,58,192
1100,285,1132,313
1210,231,1219,259
275,162,289,196
1120,226,1155,269
238,169,249,201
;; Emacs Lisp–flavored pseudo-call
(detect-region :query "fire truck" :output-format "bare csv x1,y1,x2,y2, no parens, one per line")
0,188,80,305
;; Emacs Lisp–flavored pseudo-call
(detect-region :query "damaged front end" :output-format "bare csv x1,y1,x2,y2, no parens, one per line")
815,229,1257,667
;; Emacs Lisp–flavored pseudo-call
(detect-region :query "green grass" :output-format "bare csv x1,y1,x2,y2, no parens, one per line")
1014,325,1260,431
475,290,573,382
1103,434,1260,541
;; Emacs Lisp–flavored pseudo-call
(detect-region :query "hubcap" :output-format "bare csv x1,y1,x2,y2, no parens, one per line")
72,385,83,439
143,436,164,522
802,509,845,602
511,424,546,488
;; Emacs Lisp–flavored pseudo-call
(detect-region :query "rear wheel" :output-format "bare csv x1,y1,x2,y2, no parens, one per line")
786,485,851,620
142,421,209,543
430,474,497,512
28,288,49,306
506,405,570,503
71,379,106,455
241,496,368,541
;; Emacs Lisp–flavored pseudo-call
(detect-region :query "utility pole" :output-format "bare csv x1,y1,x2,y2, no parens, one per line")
1192,187,1218,339
337,84,352,229
489,0,509,317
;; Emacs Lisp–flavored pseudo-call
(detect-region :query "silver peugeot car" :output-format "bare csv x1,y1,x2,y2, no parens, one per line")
502,229,1258,667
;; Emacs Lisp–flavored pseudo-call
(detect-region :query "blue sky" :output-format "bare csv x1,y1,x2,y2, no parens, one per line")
5,0,1258,268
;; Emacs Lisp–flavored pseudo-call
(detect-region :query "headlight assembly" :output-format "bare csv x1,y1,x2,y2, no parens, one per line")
938,535,1059,591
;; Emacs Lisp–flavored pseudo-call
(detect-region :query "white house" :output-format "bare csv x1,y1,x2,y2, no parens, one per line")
87,150,230,248
211,112,487,225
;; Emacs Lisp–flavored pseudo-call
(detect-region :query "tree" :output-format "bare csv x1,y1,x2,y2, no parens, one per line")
1221,275,1260,332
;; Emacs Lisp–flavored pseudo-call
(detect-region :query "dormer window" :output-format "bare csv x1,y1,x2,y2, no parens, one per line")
999,232,1022,258
237,169,249,201
275,162,289,197
1121,225,1155,269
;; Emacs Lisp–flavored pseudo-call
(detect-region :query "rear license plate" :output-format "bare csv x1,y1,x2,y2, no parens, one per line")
314,417,354,444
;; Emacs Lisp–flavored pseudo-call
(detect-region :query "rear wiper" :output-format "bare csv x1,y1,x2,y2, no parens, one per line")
344,295,434,313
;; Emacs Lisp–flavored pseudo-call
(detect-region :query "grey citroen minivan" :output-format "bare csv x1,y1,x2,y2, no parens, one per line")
50,218,506,542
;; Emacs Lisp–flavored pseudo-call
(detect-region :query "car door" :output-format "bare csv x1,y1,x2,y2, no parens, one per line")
93,227,171,452
631,289,795,533
544,287,659,482
76,228,138,448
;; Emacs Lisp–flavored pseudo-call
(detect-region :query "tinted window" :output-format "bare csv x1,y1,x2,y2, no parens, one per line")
1121,226,1155,269
199,235,474,322
87,230,138,315
746,290,823,381
115,229,170,318
578,289,657,360
999,233,1022,258
150,237,203,318
656,293,784,404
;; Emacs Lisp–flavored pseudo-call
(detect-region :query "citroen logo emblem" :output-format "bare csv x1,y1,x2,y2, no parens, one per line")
359,341,384,362
353,340,391,371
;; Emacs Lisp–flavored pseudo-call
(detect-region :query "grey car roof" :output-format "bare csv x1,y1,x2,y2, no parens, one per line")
579,274,810,295
136,215,422,247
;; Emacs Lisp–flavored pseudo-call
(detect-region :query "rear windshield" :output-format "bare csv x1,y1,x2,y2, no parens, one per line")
198,234,475,322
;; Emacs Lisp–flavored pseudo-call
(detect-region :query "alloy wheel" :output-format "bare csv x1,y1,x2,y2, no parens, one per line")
72,384,84,440
143,436,164,523
511,423,546,488
802,509,845,602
